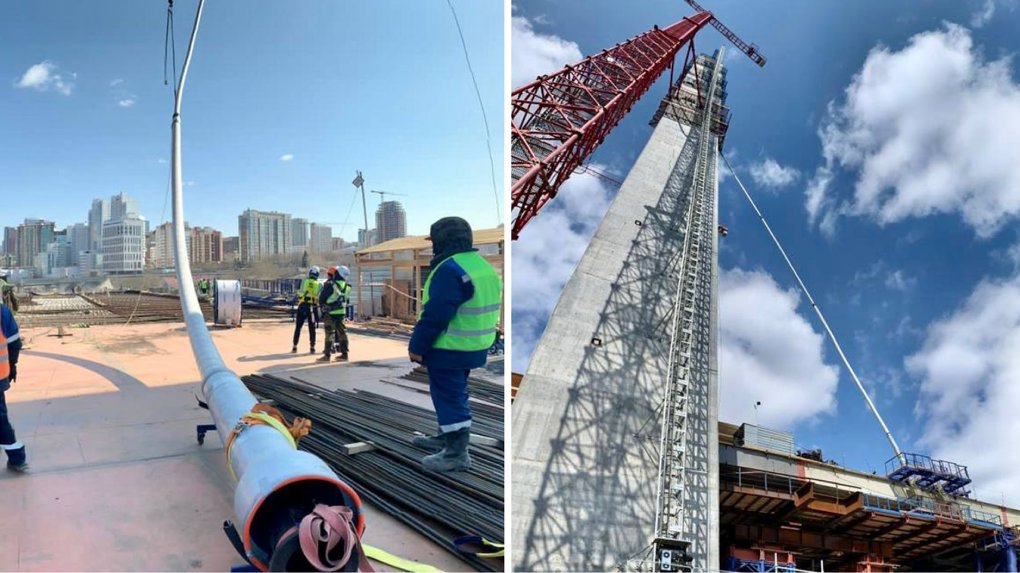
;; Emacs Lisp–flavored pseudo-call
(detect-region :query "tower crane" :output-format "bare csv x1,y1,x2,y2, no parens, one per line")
509,2,766,240
370,190,406,204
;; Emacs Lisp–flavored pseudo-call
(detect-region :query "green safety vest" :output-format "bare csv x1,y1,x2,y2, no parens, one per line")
421,252,502,352
326,280,351,316
297,278,321,305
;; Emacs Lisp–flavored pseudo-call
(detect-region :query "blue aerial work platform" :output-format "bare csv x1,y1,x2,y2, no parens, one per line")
886,452,972,496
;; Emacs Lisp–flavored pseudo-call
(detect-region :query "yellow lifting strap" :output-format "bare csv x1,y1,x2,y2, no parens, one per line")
363,544,444,573
453,535,505,558
224,404,311,482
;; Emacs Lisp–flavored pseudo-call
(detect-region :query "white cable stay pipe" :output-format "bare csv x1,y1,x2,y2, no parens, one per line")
722,153,903,461
169,2,364,569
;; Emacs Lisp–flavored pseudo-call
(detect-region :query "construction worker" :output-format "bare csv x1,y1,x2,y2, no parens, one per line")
409,217,501,472
0,275,15,312
292,266,321,354
317,265,352,362
1,302,26,472
197,278,210,296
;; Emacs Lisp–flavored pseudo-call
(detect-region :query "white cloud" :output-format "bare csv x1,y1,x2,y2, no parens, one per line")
511,167,613,372
884,269,916,292
1006,241,1020,268
117,98,136,107
748,157,800,190
280,154,294,162
971,0,996,27
14,61,74,95
157,158,168,164
719,268,840,428
510,16,582,89
906,273,1020,505
110,78,125,87
852,261,915,293
806,25,1020,238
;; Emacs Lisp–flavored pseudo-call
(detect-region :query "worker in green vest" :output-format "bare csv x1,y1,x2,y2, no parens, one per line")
0,276,11,313
292,266,321,354
317,265,352,362
408,217,501,472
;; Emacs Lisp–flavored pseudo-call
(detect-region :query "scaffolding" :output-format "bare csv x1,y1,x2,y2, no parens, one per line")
649,48,727,572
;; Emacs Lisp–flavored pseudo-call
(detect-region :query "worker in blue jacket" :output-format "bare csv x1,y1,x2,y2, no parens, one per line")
409,217,502,472
1,303,26,472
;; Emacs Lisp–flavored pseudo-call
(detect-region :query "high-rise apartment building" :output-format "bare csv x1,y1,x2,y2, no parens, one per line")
238,209,292,263
2,227,17,258
358,228,376,248
148,221,190,269
103,216,147,273
189,226,223,264
99,193,146,274
291,218,309,249
110,193,139,221
67,223,90,258
88,198,111,252
309,223,333,253
16,219,56,268
222,236,239,264
374,201,407,244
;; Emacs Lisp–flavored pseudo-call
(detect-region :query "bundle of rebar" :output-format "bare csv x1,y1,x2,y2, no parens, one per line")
400,366,505,405
15,291,288,328
242,373,505,572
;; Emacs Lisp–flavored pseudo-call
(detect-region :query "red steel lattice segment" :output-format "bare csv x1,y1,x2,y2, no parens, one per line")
509,11,712,240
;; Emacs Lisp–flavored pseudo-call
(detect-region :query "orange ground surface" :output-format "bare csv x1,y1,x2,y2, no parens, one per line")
0,319,476,572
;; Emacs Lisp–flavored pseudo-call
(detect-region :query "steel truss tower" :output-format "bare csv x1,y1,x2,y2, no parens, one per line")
511,50,729,572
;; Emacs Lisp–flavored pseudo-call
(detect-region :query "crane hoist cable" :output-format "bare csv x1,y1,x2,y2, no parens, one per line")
445,0,502,226
722,152,903,462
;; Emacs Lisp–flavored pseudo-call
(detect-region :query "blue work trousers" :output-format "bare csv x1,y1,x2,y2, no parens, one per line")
0,391,26,465
427,367,472,433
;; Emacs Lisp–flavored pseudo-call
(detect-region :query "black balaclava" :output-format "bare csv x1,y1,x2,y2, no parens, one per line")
429,216,475,268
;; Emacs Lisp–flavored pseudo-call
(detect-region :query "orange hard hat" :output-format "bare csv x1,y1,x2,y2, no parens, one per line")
327,266,338,277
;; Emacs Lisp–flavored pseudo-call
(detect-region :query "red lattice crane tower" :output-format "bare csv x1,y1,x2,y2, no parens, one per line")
510,3,765,240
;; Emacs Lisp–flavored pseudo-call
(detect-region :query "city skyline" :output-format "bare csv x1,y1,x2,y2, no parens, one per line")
1,2,504,242
1,194,497,248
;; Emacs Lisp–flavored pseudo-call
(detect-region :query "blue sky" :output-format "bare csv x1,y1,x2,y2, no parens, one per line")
512,0,1020,505
1,0,504,240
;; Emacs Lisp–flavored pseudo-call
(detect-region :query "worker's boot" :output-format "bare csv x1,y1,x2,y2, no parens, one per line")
309,345,316,355
411,432,445,451
6,461,28,473
291,346,297,354
421,428,471,472
316,353,331,363
5,446,28,473
337,341,349,362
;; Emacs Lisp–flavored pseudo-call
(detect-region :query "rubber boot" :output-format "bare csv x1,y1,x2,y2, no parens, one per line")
411,433,445,451
5,446,28,473
421,428,471,472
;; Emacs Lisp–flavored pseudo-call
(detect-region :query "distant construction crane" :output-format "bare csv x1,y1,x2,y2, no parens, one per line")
370,190,406,204
509,3,766,240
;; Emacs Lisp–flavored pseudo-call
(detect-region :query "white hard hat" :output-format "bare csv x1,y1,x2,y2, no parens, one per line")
309,266,320,277
337,265,350,280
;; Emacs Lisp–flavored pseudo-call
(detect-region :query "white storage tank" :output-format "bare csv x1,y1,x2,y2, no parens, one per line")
213,279,242,327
